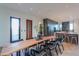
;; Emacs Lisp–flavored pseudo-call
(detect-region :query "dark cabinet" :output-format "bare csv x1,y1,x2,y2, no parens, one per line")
43,18,58,36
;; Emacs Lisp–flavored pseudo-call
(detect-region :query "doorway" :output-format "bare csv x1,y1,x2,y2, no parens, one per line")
26,20,32,39
10,16,22,43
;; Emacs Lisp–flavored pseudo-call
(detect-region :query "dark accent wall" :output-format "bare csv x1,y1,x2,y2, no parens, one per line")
43,18,58,36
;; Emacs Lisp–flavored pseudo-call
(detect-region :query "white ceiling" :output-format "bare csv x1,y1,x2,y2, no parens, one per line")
1,3,79,21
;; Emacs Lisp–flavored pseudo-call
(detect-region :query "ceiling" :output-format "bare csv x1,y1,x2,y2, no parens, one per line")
1,3,79,21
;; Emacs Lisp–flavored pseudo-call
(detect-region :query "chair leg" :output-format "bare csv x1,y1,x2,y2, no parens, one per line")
45,46,52,56
58,45,62,54
24,48,30,56
30,49,37,56
75,39,78,45
48,49,52,56
16,50,21,56
61,44,64,51
11,54,13,56
55,47,58,55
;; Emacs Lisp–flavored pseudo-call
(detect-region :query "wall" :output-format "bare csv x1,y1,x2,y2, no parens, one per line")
0,6,42,46
57,18,79,34
74,19,79,34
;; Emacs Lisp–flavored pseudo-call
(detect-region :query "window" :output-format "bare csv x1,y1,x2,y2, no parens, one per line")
59,23,62,31
10,16,22,43
69,22,74,32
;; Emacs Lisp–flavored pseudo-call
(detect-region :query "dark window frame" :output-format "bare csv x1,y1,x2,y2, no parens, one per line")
10,16,22,43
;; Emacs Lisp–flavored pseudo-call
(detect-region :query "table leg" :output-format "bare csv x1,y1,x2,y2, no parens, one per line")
16,50,21,56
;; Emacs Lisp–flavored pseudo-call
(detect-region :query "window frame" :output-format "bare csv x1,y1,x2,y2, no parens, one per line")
10,16,22,43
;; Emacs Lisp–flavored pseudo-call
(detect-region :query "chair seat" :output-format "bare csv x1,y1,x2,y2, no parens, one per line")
31,48,47,56
34,49,47,56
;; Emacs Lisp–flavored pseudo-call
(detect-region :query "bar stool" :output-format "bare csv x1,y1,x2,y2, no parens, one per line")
66,34,70,43
71,36,78,45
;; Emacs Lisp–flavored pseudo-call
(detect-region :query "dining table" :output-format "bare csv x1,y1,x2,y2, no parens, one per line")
0,36,56,56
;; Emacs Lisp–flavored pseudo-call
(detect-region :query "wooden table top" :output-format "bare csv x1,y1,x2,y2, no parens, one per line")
0,39,37,56
55,31,68,34
0,36,56,56
55,31,78,35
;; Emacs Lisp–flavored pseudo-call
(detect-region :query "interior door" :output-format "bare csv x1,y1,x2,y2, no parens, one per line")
26,20,32,39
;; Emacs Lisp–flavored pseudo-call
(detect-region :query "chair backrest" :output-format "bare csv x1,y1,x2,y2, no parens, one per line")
45,40,49,44
57,37,64,43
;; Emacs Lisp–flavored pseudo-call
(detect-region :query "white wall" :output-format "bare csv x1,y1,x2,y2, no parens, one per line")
73,19,79,34
0,6,42,46
1,5,79,47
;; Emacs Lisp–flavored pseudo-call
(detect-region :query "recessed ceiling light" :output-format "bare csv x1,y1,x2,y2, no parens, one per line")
30,8,33,11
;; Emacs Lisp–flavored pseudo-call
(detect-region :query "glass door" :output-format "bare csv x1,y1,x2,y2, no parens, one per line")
10,17,21,43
